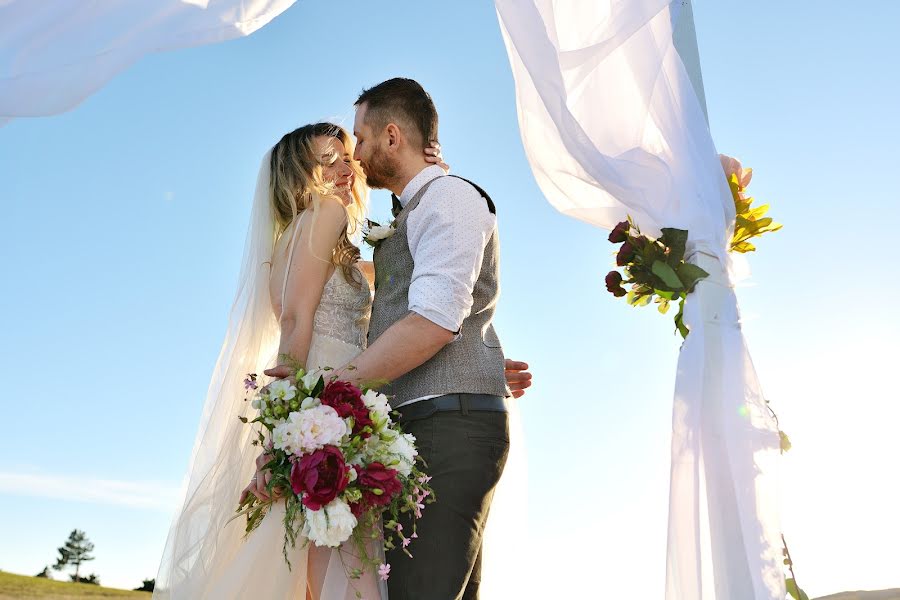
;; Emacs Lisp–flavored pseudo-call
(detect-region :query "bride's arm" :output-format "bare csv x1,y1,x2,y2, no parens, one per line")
357,260,375,287
276,197,347,370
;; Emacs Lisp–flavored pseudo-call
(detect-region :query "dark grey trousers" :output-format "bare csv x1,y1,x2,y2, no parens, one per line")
386,404,510,600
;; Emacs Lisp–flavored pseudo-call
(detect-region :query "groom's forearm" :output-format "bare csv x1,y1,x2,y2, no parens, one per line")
341,312,454,386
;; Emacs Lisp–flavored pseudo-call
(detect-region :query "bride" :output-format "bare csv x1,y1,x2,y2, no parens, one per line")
153,122,531,599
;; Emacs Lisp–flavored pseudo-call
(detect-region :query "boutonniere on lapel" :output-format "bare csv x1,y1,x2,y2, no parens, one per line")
363,219,396,248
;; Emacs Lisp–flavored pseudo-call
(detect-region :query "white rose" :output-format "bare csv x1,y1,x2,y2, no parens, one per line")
366,225,395,242
362,389,391,423
271,424,292,453
267,379,297,402
386,432,417,477
302,499,357,547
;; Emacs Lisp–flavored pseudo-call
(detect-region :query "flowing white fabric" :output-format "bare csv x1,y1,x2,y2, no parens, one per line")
495,1,784,598
0,0,297,123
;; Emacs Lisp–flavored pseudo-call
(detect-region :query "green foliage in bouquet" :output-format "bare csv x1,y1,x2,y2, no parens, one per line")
720,154,782,253
233,364,435,586
604,218,708,338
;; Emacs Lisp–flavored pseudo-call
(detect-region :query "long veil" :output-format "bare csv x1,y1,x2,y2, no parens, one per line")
154,151,283,598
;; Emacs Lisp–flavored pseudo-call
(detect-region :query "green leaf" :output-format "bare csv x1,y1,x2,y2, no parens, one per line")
654,289,677,301
660,228,688,265
651,260,684,290
780,430,792,454
634,294,653,307
675,262,709,291
746,204,770,220
785,578,810,600
731,240,756,253
657,299,671,314
311,376,325,397
673,296,689,338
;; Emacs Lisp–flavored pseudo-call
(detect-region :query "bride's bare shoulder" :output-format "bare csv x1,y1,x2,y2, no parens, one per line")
356,260,375,286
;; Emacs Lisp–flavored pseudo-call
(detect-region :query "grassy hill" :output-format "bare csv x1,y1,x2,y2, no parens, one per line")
3,569,897,600
815,592,900,600
0,572,150,599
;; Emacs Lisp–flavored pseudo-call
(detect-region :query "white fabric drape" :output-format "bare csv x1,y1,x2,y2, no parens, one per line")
0,0,298,124
495,1,785,598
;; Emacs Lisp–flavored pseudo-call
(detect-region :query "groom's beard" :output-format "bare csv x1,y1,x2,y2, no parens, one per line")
362,147,399,190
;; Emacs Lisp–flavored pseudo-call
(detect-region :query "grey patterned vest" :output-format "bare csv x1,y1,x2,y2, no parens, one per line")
368,176,509,408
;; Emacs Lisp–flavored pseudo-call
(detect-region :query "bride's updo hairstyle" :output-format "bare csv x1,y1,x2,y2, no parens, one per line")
269,122,367,287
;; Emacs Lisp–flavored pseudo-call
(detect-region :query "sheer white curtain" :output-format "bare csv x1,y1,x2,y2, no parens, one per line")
495,1,785,598
0,0,298,125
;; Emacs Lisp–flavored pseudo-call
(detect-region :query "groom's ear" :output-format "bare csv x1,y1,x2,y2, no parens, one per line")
385,122,402,150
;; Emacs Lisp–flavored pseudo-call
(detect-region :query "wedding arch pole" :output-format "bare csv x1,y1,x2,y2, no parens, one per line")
0,0,298,126
494,1,785,598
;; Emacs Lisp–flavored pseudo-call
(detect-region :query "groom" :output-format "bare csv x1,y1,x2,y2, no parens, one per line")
345,77,518,599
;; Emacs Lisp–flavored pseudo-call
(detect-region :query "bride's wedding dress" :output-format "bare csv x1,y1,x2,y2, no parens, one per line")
203,214,384,600
158,208,384,600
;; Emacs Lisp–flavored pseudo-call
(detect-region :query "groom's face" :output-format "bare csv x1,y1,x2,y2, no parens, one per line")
353,102,397,190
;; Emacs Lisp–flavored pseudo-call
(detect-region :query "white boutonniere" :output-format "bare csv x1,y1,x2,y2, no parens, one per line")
363,219,396,248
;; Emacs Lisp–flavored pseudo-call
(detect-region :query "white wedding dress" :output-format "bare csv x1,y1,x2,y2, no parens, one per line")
202,214,385,600
157,207,385,600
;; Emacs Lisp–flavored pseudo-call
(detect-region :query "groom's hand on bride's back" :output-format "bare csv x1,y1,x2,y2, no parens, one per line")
505,359,532,399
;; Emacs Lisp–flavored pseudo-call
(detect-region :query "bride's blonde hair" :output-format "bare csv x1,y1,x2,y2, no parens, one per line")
269,123,367,287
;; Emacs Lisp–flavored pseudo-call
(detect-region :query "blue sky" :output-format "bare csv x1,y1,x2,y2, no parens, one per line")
1,1,899,597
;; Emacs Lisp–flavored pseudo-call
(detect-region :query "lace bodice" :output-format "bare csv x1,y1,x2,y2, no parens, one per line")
312,268,372,349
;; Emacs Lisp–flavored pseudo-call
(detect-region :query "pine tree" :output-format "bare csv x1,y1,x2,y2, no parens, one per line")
52,529,95,582
34,566,52,578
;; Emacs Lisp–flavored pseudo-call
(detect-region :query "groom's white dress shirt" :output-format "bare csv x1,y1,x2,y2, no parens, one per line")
394,165,497,407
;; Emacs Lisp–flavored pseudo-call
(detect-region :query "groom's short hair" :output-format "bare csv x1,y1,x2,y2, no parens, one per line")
355,78,438,149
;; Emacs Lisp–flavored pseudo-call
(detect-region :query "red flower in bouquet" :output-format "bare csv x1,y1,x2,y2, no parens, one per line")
615,241,636,266
358,462,402,509
320,380,374,437
608,220,630,244
290,445,350,510
605,271,627,297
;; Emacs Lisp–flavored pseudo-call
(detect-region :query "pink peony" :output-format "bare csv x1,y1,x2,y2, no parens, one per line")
719,153,752,190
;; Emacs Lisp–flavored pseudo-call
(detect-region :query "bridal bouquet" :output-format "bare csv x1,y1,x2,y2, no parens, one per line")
605,219,709,338
235,369,434,576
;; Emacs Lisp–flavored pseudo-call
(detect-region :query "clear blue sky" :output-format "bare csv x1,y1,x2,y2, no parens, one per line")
1,1,898,596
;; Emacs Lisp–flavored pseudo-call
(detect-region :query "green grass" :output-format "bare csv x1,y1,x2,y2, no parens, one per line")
815,592,900,600
0,572,150,599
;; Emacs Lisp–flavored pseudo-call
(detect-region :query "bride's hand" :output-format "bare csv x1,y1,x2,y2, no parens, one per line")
504,359,533,399
424,141,449,172
239,453,282,503
263,365,294,380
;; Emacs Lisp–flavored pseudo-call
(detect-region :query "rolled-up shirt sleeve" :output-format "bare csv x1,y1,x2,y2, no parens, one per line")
406,177,496,334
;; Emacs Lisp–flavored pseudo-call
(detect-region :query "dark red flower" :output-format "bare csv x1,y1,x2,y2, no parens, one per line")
608,220,630,244
320,380,374,438
358,462,402,509
290,445,350,510
605,271,627,298
615,242,635,267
